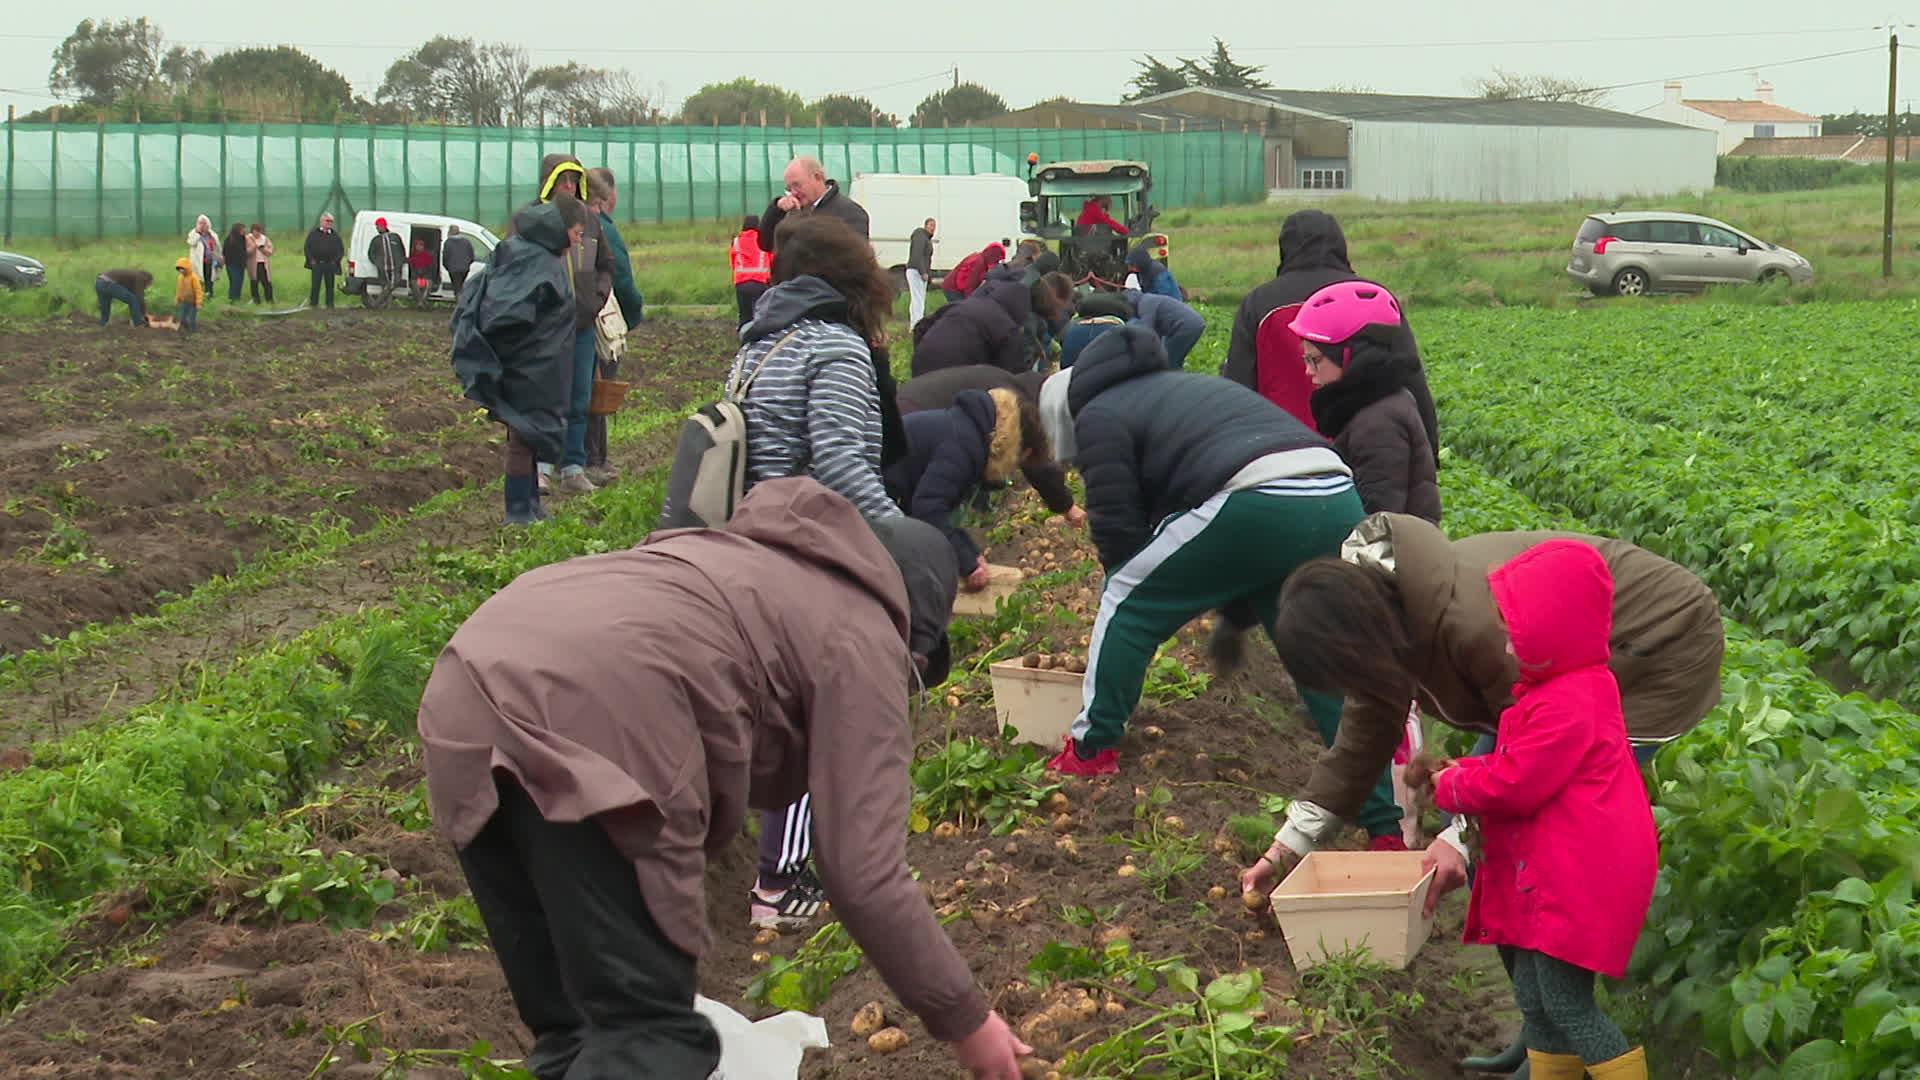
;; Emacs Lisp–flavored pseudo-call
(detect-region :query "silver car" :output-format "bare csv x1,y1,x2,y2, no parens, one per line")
1566,212,1813,296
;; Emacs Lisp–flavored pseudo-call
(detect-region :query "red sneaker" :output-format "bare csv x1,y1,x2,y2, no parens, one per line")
1367,834,1408,852
1046,737,1119,777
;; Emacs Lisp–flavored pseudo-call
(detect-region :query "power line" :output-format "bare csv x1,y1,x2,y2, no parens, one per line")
0,26,1886,58
1330,45,1885,122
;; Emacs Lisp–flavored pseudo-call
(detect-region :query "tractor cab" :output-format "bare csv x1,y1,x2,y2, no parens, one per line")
1019,158,1169,286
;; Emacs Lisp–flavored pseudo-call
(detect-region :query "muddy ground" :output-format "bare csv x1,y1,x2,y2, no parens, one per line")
0,314,734,749
0,489,1513,1079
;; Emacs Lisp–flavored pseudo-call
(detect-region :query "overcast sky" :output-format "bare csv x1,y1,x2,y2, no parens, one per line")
1,1,1911,122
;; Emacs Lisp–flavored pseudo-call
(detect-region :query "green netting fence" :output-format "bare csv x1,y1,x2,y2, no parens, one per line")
0,120,1266,241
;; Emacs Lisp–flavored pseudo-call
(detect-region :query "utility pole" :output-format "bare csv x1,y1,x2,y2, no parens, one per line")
953,67,960,90
1886,28,1899,279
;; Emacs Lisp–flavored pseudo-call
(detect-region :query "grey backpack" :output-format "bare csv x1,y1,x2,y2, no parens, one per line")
658,329,800,529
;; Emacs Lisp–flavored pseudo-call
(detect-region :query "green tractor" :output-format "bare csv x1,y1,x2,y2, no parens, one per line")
1018,157,1170,287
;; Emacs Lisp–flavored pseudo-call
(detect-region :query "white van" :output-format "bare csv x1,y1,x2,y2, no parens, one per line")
343,210,499,303
852,174,1034,274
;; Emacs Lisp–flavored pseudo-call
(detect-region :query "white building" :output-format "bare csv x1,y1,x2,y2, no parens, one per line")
1639,82,1822,155
1111,87,1716,203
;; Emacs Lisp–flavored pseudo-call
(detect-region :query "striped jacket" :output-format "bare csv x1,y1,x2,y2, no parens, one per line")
732,277,900,521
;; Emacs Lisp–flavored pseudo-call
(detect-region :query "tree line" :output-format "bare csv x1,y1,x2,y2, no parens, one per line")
35,18,1830,129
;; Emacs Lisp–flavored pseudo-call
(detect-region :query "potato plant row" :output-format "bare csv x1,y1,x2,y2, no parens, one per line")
1442,455,1920,1079
1427,303,1920,709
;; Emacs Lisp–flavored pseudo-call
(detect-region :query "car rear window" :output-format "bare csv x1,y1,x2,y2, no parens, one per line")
1576,218,1606,243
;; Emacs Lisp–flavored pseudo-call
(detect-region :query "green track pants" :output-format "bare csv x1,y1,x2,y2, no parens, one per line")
1070,481,1402,838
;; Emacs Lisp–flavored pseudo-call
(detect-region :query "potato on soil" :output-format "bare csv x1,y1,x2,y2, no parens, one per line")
851,1001,888,1037
1018,1013,1061,1053
933,822,961,839
867,1027,911,1054
1020,1058,1054,1080
751,951,771,964
1116,864,1138,878
752,928,779,946
1243,890,1271,912
1207,885,1229,900
1042,792,1070,814
1051,813,1074,834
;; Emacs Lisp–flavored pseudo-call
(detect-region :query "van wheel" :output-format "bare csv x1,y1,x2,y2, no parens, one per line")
1611,268,1649,297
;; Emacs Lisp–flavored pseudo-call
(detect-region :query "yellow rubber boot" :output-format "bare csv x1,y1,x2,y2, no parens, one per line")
1587,1047,1649,1080
1525,1051,1589,1080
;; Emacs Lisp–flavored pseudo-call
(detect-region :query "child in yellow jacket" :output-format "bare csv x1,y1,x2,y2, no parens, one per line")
174,257,203,333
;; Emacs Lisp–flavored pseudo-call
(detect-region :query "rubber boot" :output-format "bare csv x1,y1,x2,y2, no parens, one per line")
1586,1047,1647,1080
1524,1051,1587,1080
1462,1036,1527,1074
504,474,545,525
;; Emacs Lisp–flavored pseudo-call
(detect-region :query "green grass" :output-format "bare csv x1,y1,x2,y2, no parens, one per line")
11,185,1919,322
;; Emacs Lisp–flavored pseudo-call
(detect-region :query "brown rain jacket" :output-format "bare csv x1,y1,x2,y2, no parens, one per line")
417,478,989,1041
1301,513,1725,822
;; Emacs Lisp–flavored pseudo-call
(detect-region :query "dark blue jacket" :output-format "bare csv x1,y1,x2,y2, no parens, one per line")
885,389,997,569
1069,326,1330,569
449,202,575,463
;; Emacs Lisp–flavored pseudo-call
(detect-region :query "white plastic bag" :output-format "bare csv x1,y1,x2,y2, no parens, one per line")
695,995,830,1080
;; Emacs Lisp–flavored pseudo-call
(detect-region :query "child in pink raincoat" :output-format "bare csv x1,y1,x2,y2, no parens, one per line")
1428,539,1656,1080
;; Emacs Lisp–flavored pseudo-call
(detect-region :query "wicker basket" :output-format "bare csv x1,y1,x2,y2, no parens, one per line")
588,378,631,416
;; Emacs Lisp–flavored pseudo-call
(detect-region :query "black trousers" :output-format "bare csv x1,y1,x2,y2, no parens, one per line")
735,281,767,328
309,269,336,308
459,776,720,1080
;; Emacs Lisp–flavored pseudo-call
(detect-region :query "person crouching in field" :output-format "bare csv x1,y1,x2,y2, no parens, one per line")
417,478,1032,1080
886,387,1050,593
173,258,203,333
450,196,588,525
1413,541,1656,1080
95,268,153,327
1034,324,1390,848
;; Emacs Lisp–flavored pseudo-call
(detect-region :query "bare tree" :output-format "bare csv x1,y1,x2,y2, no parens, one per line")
1469,68,1608,107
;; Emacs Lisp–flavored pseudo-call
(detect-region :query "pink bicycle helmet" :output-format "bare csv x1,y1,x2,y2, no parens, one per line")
1289,280,1403,350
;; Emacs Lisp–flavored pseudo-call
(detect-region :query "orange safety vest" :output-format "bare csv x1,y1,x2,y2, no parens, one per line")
730,232,771,285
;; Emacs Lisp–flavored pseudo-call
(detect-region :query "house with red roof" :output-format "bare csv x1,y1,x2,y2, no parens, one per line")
1639,81,1822,154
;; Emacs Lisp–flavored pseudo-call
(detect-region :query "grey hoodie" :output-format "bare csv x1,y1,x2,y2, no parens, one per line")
731,276,900,521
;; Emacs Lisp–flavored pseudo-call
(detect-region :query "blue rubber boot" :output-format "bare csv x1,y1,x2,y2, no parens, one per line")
504,474,547,525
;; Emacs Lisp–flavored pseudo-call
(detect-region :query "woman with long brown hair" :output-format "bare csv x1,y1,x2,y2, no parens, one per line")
728,213,907,930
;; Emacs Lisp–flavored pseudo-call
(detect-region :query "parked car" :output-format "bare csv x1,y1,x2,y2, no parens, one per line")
341,210,497,305
0,250,47,289
1567,212,1813,297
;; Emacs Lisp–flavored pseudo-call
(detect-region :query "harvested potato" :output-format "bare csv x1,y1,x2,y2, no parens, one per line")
1018,1012,1061,1053
1162,815,1186,833
1246,929,1268,942
1071,995,1100,1022
1037,654,1057,670
1042,792,1070,814
1104,999,1127,1018
867,1027,910,1054
1020,1058,1054,1080
1243,890,1271,912
933,822,961,839
1051,813,1074,834
751,951,771,964
1207,885,1229,901
1021,653,1042,668
752,928,779,946
945,693,962,708
851,1001,888,1037
1141,724,1166,740
1116,864,1138,878
1063,656,1088,674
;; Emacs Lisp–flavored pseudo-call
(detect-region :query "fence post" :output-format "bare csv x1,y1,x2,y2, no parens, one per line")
132,112,144,236
294,121,305,229
256,119,267,225
439,119,449,215
472,122,482,223
626,131,638,224
505,119,515,222
653,127,664,224
331,119,342,221
176,115,186,235
49,108,60,241
2,106,12,244
684,123,696,221
403,119,413,212
95,118,105,240
219,114,229,228
367,123,378,209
